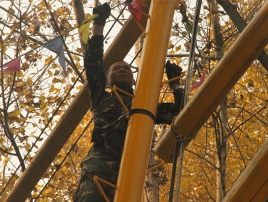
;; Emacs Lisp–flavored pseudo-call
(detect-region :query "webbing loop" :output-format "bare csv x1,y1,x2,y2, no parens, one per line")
129,108,156,123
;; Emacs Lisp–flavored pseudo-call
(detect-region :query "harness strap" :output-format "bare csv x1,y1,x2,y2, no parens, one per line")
129,108,156,123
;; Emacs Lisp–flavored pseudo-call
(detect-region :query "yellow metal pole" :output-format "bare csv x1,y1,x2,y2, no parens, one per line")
154,0,268,162
114,0,177,201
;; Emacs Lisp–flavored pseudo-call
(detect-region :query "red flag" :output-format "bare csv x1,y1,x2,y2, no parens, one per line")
1,57,20,72
125,0,142,21
190,70,207,92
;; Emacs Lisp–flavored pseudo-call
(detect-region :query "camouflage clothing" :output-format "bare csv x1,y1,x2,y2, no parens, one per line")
73,35,183,202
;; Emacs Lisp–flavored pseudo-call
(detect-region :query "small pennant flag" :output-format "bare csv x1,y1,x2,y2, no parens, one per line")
1,57,20,72
190,70,207,92
125,0,142,22
79,14,99,44
43,37,67,76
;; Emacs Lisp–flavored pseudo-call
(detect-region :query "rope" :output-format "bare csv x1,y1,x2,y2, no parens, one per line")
34,119,93,201
0,68,86,196
168,0,203,201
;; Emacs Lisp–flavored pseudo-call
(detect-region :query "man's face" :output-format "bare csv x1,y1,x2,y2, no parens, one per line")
107,62,134,88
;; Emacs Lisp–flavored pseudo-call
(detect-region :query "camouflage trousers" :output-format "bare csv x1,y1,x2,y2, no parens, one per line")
73,143,120,202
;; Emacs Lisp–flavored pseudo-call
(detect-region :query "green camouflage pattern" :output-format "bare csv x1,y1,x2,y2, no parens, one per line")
73,35,183,202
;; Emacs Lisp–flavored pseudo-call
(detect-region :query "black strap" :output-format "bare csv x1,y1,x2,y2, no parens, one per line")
129,108,156,123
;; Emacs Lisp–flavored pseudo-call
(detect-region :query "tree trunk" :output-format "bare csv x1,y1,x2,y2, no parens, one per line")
72,0,86,51
144,152,160,202
143,126,168,202
207,0,226,200
219,98,227,198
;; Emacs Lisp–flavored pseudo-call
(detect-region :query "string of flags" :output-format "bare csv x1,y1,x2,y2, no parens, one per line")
1,57,21,72
78,0,142,44
0,37,66,76
42,37,67,76
125,0,142,21
79,14,99,44
189,70,207,92
1,1,142,74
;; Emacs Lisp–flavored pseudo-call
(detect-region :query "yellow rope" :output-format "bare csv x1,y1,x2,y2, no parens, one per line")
112,85,133,114
162,72,186,85
94,175,117,202
131,12,150,37
147,161,166,173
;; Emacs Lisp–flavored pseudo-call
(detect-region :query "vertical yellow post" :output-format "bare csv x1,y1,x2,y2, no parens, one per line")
114,0,176,201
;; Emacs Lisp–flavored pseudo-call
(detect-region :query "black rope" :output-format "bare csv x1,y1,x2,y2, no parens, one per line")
104,5,127,39
34,118,93,201
168,0,202,200
168,135,182,202
129,108,156,123
0,68,86,196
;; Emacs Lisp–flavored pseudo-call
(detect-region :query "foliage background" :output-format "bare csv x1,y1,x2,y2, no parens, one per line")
0,0,267,201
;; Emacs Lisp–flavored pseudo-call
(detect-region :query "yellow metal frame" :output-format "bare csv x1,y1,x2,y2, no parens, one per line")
5,0,268,201
114,0,179,201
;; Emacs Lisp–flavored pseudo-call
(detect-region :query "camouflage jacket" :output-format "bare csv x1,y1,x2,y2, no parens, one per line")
84,35,183,157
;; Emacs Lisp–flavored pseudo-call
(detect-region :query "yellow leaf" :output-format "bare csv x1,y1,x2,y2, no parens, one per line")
40,11,47,21
0,136,6,143
21,102,27,108
52,78,62,83
2,157,9,166
9,7,15,14
27,77,33,85
9,109,20,117
28,106,35,112
17,81,25,88
79,14,99,44
175,57,181,64
71,77,76,82
16,71,24,77
40,95,46,101
43,187,54,196
73,54,80,62
49,85,58,93
168,41,174,49
25,142,31,151
45,56,53,66
175,45,181,52
76,85,83,90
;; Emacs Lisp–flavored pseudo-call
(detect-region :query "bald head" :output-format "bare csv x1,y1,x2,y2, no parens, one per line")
106,61,135,89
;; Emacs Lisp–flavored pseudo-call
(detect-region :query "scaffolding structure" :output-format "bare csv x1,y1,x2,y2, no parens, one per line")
5,0,268,201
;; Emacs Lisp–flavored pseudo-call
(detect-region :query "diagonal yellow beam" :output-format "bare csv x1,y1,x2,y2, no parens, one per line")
4,2,151,201
114,0,178,201
222,139,268,202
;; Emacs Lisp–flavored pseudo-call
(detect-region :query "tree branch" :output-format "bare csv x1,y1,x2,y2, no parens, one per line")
217,0,268,71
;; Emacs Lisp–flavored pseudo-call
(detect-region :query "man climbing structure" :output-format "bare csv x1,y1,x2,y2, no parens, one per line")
73,3,184,202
